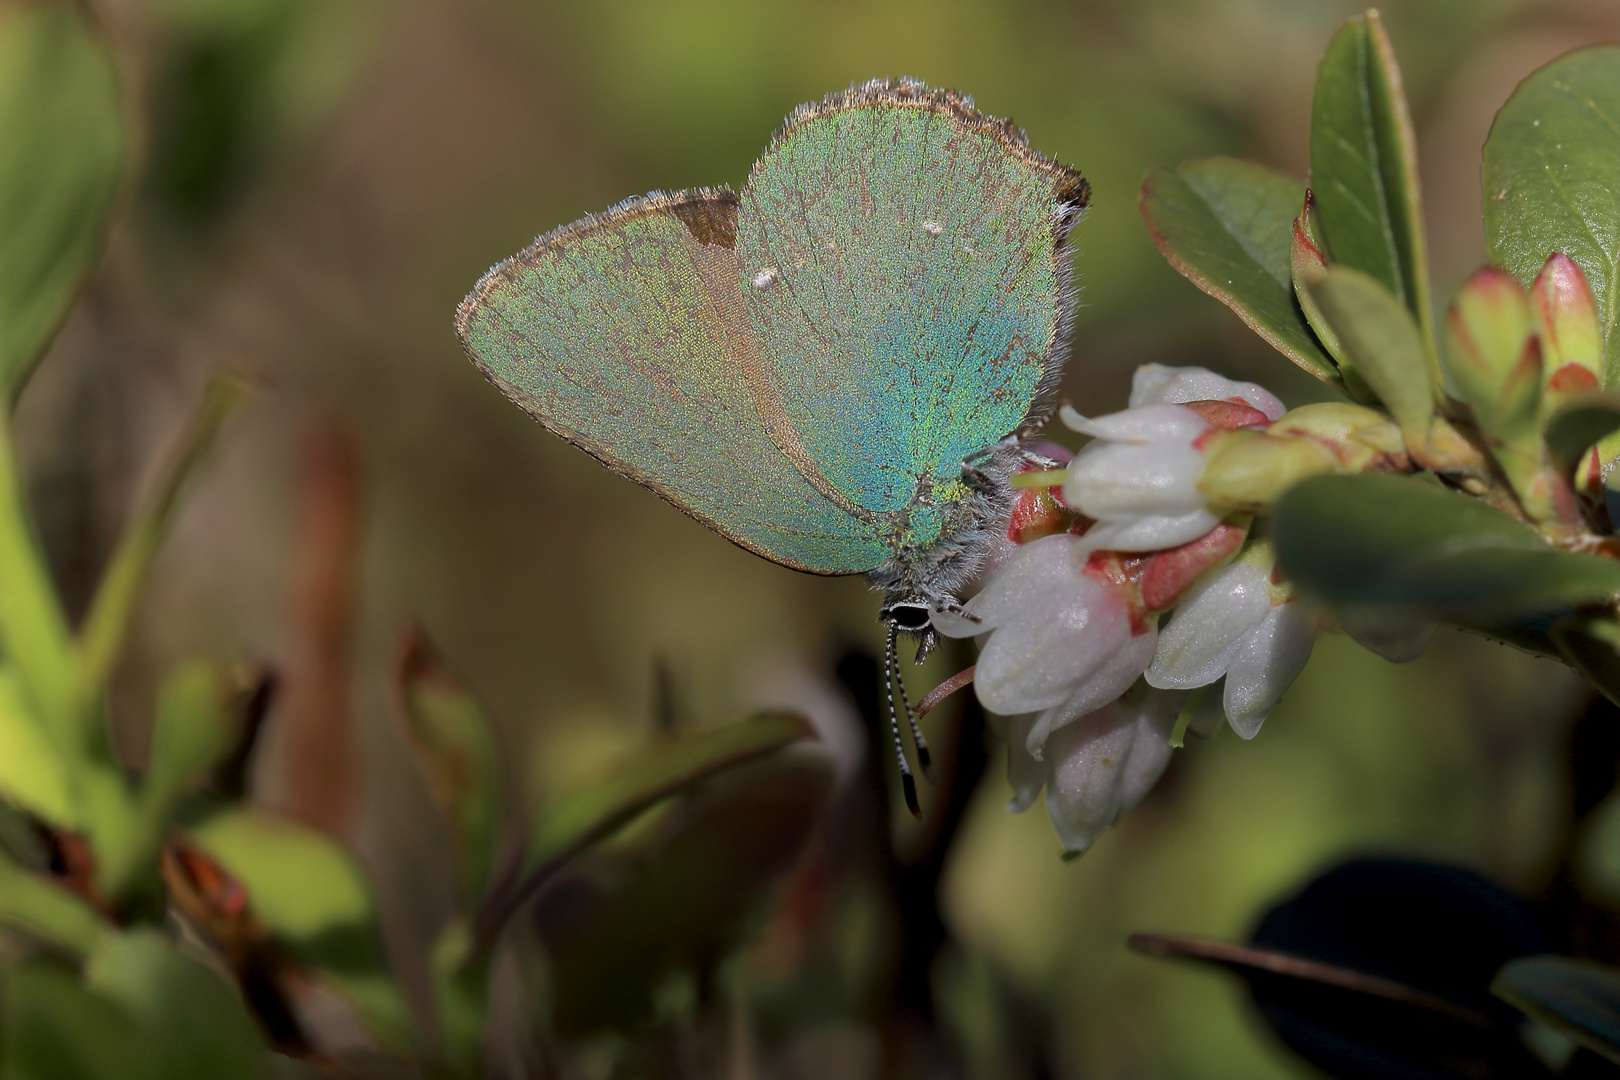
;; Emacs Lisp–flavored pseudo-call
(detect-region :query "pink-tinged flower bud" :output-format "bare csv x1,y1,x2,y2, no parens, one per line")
1267,402,1407,467
1443,267,1542,440
1139,520,1249,612
1291,190,1346,365
1197,402,1410,512
1144,545,1314,738
1198,430,1340,513
1532,252,1604,404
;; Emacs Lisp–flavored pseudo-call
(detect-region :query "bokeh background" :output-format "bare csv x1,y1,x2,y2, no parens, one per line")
23,0,1620,1074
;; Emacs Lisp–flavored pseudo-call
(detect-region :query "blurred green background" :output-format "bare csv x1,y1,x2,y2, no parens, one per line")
23,0,1620,1074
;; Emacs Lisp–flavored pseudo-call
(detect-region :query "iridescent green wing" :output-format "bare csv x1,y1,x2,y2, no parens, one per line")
735,80,1088,514
455,189,889,575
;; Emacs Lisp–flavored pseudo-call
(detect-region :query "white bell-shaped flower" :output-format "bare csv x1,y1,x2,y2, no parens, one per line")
1061,403,1222,552
1059,364,1286,554
1145,550,1314,738
933,534,1157,759
1128,363,1286,419
1002,688,1186,854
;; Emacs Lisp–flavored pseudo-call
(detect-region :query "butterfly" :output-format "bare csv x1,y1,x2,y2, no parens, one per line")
456,77,1086,810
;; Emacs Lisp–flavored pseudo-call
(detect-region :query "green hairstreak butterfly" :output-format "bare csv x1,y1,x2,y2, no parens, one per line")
455,78,1086,809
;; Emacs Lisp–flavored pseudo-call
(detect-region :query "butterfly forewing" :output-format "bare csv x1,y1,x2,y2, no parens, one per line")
455,189,890,575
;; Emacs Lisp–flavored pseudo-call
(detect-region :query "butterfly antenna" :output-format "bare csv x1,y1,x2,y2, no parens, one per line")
894,658,935,785
885,625,922,818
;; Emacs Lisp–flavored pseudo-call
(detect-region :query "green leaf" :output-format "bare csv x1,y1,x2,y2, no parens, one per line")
0,3,126,402
1309,10,1438,386
1552,617,1620,707
1494,955,1620,1065
1140,158,1338,383
1273,472,1620,618
394,629,501,905
1306,268,1434,438
1483,46,1620,382
186,809,419,1055
92,662,238,899
1544,393,1620,476
85,929,271,1079
0,667,77,829
0,959,154,1080
0,408,78,739
474,712,814,951
0,845,106,956
429,919,486,1079
141,662,234,817
540,756,829,1038
78,375,248,690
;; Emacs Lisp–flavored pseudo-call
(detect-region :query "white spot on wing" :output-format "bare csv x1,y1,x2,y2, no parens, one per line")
922,220,943,236
753,266,779,289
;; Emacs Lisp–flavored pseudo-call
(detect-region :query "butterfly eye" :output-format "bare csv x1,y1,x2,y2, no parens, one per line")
884,603,932,631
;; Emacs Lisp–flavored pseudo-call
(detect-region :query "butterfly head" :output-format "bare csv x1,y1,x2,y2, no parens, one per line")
879,600,941,663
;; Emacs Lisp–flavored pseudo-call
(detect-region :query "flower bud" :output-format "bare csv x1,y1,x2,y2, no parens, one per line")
1532,252,1604,407
1197,429,1339,513
1443,267,1542,441
1267,402,1407,470
1291,190,1343,363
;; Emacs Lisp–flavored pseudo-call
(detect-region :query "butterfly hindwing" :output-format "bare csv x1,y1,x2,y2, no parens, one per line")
455,189,891,574
735,83,1088,516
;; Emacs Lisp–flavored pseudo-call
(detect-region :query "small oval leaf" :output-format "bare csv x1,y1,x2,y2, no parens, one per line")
1306,268,1434,438
185,809,419,1054
1483,46,1620,382
1274,473,1620,618
0,3,125,401
1140,158,1338,383
394,627,502,907
1309,10,1436,379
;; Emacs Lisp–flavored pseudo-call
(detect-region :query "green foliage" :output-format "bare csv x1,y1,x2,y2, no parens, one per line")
0,667,78,831
0,959,153,1080
1273,473,1620,617
521,711,813,886
1543,394,1620,476
395,629,502,906
1550,617,1620,708
0,846,104,957
1493,955,1620,1065
1139,158,1337,384
84,930,272,1079
541,757,829,1038
186,808,421,1055
1308,10,1437,383
78,376,248,690
0,409,80,737
1305,268,1433,440
475,711,814,951
0,2,124,404
1483,46,1620,380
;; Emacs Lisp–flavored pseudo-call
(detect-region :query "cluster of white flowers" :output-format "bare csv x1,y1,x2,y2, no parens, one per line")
939,365,1320,854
